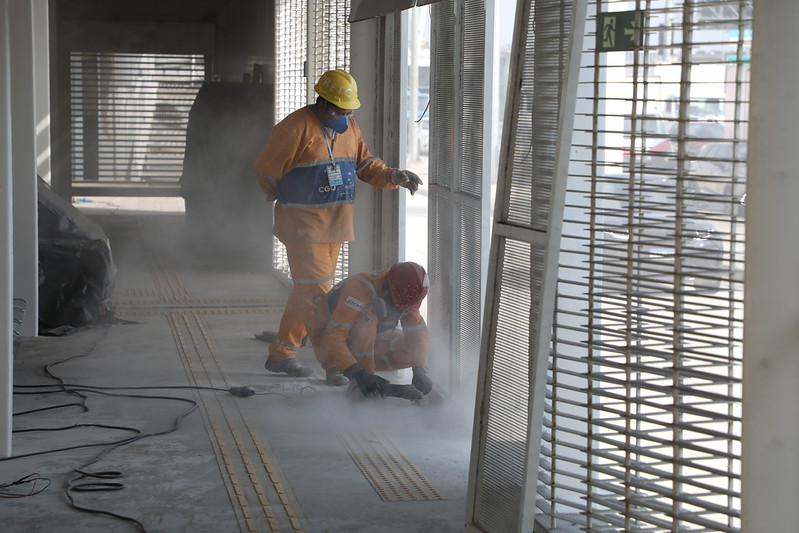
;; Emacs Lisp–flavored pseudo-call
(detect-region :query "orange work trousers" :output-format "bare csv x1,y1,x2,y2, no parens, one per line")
267,241,341,361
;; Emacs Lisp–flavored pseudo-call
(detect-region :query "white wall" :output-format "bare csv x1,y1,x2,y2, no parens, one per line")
9,0,39,338
350,17,386,274
743,0,799,529
33,0,50,184
0,0,15,457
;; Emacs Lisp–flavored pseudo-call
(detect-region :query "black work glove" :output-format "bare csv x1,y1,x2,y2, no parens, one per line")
384,384,424,401
411,366,433,395
344,364,390,398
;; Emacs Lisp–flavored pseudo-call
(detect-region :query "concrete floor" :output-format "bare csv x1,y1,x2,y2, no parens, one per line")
2,213,474,532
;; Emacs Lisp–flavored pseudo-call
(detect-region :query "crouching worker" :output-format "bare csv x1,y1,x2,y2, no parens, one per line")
308,261,434,399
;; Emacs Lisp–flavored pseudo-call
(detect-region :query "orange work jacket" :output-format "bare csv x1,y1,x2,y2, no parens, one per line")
254,105,397,243
310,270,429,373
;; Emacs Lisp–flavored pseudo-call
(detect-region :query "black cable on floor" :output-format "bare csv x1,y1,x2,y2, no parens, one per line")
65,394,199,532
0,473,51,498
8,324,311,530
4,326,198,532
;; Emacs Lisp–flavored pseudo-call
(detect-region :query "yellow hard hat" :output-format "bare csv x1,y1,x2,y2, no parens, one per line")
314,70,361,110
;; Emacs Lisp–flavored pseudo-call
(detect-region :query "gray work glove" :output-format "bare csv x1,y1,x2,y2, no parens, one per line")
411,366,433,395
391,170,423,195
344,363,390,398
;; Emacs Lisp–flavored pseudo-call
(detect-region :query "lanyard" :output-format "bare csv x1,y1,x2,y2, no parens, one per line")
320,124,337,165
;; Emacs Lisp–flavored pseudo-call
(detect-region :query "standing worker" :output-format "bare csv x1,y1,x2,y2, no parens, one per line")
255,70,423,379
308,261,434,394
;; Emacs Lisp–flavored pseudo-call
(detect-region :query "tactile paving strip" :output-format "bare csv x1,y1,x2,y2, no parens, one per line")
168,311,304,532
119,228,304,532
117,307,282,317
338,433,445,502
116,297,286,309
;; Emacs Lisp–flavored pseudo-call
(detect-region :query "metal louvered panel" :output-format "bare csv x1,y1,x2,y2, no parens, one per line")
459,203,483,380
469,0,584,530
537,0,750,532
461,0,485,199
475,239,533,533
429,0,486,392
69,52,204,194
430,0,456,191
530,6,568,232
430,194,455,354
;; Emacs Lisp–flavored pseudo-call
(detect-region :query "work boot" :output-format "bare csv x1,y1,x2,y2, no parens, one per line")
264,358,314,378
255,331,309,346
326,368,349,387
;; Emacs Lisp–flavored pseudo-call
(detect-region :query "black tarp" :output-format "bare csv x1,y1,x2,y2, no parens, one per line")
38,177,116,334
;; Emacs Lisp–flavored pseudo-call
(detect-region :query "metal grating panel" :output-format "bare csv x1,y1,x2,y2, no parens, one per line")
69,52,204,192
308,0,351,84
272,0,352,284
275,0,308,122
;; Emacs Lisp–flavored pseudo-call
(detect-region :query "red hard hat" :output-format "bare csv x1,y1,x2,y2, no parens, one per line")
388,262,429,313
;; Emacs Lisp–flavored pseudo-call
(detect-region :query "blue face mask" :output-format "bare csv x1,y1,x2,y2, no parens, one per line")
325,115,350,134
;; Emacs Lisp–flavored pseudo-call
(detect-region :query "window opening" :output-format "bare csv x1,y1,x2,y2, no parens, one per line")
69,52,205,200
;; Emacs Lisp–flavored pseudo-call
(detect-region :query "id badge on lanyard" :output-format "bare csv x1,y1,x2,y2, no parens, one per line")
326,163,343,187
322,128,343,187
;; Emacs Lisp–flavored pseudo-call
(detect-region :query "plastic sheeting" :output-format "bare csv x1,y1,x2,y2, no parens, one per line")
38,177,116,335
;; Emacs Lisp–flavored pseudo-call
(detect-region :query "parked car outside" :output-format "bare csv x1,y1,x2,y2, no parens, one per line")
679,120,727,156
418,116,429,155
622,114,674,170
625,119,728,172
600,214,724,292
598,173,726,292
686,141,747,216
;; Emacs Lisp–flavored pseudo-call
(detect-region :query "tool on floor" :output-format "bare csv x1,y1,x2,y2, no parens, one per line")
228,386,256,397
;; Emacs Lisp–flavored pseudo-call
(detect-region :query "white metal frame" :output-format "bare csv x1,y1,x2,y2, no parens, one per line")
467,0,586,530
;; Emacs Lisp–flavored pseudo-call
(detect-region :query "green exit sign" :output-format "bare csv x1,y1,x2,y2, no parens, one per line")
597,10,642,52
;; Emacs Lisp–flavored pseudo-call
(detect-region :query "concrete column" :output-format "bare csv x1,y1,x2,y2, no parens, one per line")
33,0,50,184
0,0,14,457
350,17,382,274
9,0,38,337
743,1,799,530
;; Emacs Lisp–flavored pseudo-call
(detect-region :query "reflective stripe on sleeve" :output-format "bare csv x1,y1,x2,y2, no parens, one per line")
402,321,427,333
356,157,378,173
351,350,375,360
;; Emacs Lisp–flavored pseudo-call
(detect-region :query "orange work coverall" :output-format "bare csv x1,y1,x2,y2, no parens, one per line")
309,270,430,373
254,105,398,361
